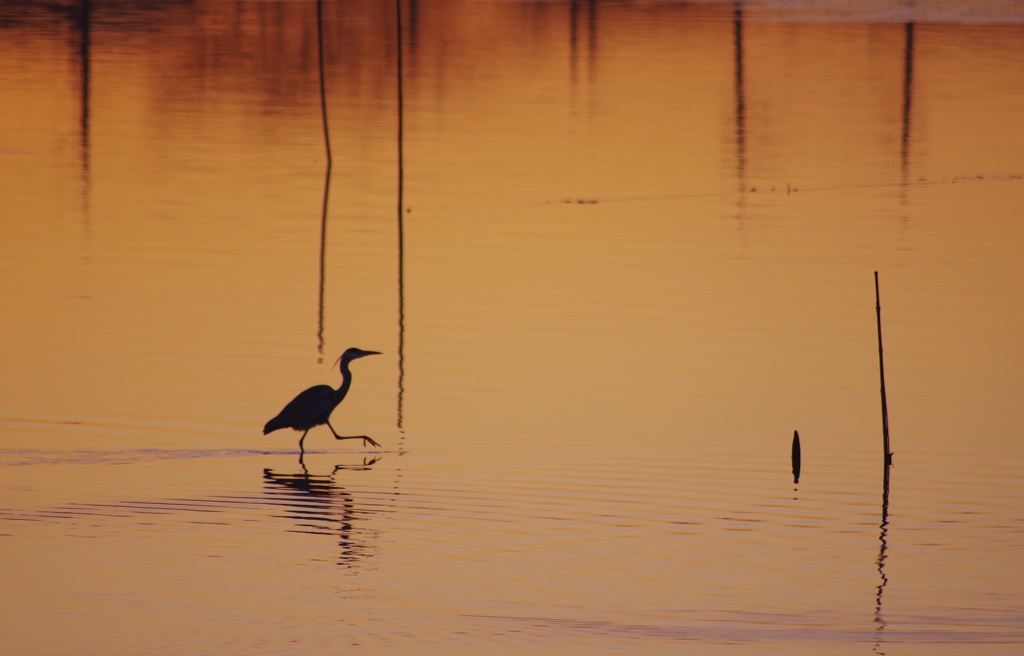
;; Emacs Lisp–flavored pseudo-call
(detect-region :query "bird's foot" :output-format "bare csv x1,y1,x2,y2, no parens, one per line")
333,434,381,449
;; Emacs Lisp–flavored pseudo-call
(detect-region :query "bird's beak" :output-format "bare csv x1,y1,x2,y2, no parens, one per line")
360,350,382,358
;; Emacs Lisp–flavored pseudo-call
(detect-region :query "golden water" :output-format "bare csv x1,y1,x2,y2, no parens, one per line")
2,1,1024,653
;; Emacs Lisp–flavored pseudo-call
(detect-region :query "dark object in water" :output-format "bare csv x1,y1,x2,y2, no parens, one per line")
792,430,801,484
264,348,382,452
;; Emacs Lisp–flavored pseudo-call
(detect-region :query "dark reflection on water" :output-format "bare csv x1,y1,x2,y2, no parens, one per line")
0,449,384,571
396,0,407,432
900,22,914,195
732,1,749,251
568,0,597,96
733,1,747,189
75,0,91,221
263,456,381,567
316,0,332,363
873,462,893,655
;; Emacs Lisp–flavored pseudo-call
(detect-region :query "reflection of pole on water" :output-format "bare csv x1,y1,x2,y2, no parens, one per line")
733,1,747,190
732,2,750,256
75,0,92,237
73,0,94,304
396,0,407,432
388,0,410,518
77,0,92,195
900,23,915,194
568,2,598,128
568,1,597,90
569,0,580,88
316,0,333,362
873,460,892,654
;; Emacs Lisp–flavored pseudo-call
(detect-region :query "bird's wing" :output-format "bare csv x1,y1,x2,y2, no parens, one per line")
287,384,334,408
264,385,335,433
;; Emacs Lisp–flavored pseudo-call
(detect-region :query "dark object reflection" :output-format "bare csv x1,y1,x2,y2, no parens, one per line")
396,0,406,432
316,0,332,360
900,22,915,194
263,455,381,567
733,1,747,186
873,461,893,654
76,0,92,217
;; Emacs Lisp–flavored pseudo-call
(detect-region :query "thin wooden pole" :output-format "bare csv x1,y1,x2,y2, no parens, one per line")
874,272,892,465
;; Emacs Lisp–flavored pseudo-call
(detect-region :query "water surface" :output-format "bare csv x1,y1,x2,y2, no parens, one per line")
2,1,1024,653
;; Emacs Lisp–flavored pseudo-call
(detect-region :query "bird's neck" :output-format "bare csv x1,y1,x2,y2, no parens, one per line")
335,363,354,400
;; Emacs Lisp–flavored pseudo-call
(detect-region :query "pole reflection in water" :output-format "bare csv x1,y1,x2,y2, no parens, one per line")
316,0,333,362
874,462,893,654
732,1,749,253
76,0,91,226
390,0,410,524
395,0,406,432
900,22,915,196
733,1,747,189
264,456,381,568
568,0,597,94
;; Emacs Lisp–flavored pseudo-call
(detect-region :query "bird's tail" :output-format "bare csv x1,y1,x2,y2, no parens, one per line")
263,417,284,435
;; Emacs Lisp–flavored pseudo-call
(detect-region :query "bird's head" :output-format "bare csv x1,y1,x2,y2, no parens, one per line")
336,348,381,368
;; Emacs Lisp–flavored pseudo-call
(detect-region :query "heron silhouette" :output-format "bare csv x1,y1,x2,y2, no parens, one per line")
264,348,382,452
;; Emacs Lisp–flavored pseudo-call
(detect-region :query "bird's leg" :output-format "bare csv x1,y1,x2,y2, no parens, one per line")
335,433,381,449
299,429,309,453
327,420,380,448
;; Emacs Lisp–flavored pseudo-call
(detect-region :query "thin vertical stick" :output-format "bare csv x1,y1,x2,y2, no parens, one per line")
874,272,892,465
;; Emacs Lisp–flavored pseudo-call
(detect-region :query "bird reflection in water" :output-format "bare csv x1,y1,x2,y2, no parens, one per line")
263,455,381,567
264,348,382,452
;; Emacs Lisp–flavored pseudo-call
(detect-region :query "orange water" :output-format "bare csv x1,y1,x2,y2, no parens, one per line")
2,1,1024,653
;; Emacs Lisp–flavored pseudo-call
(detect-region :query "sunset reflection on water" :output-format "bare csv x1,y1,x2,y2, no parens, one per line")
2,1,1024,653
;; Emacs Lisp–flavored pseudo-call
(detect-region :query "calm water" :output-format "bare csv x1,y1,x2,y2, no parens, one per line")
3,1,1024,653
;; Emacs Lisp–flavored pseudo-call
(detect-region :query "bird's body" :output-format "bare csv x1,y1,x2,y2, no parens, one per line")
264,347,381,451
263,385,337,434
